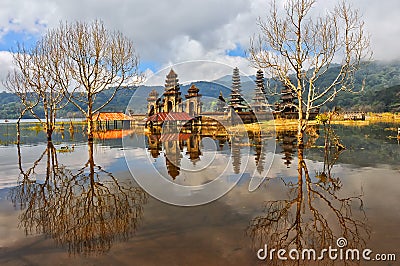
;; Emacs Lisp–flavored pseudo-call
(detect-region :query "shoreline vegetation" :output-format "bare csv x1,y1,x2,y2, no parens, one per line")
267,112,400,126
4,112,398,137
240,112,400,136
3,112,400,126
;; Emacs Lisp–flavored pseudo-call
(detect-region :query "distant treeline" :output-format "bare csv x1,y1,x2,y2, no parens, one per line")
0,81,231,119
1,60,400,119
0,88,137,119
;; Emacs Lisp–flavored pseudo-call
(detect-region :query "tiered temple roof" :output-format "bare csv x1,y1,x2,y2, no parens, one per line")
252,69,269,112
275,85,297,114
147,89,159,102
281,86,295,102
185,84,201,98
232,67,241,93
229,67,248,111
165,69,179,90
164,69,182,99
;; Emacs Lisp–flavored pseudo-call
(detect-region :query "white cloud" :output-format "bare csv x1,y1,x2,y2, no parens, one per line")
169,35,205,62
0,51,15,89
144,58,256,87
352,0,400,61
0,0,399,88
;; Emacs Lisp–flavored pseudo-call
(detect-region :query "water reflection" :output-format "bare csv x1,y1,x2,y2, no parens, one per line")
231,135,242,174
248,126,369,264
163,134,185,179
145,128,269,180
0,121,398,263
249,130,266,175
276,130,297,168
11,140,148,254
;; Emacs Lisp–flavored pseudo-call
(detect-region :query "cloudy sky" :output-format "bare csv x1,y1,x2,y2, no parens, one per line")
0,0,399,88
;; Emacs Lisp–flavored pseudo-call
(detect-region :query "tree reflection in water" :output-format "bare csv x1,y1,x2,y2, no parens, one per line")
11,141,148,255
248,125,369,265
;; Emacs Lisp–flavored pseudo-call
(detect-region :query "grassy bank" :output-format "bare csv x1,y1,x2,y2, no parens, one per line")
243,112,400,134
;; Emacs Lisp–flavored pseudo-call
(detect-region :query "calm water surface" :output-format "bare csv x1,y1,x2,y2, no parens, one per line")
0,122,399,265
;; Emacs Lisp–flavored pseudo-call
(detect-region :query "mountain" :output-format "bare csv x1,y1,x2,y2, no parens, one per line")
0,92,21,119
329,84,400,112
213,74,256,85
323,61,400,111
0,81,232,119
0,60,400,119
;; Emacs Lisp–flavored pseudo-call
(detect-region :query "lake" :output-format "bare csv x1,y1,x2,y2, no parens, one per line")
0,121,399,265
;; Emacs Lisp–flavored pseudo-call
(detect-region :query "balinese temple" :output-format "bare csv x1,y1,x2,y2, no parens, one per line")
146,67,267,130
185,84,202,117
163,69,183,113
227,67,259,124
147,89,159,116
229,67,249,112
273,84,319,119
274,85,298,119
252,69,269,113
146,69,196,129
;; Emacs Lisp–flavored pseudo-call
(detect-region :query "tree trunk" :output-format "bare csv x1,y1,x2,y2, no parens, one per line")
17,120,21,145
16,109,26,145
88,139,95,190
47,127,53,142
87,96,94,142
46,141,52,184
297,90,305,149
87,116,94,142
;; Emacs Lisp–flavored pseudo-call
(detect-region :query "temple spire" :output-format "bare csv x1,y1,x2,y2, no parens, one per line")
163,69,182,112
252,69,269,112
229,67,248,112
232,67,241,93
165,69,179,91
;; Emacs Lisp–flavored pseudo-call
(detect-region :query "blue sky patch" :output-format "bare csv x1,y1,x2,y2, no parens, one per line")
0,29,158,74
226,43,247,57
139,60,160,73
0,30,38,51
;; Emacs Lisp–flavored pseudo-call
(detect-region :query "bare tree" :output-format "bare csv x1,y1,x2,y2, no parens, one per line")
4,30,69,142
4,67,40,144
249,0,372,146
55,20,143,141
248,136,369,265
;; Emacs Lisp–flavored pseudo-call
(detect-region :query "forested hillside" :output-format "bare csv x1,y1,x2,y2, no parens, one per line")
0,60,399,119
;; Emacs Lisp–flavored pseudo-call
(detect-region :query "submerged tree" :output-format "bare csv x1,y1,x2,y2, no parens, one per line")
249,0,372,146
4,20,142,142
55,20,143,141
4,30,69,142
